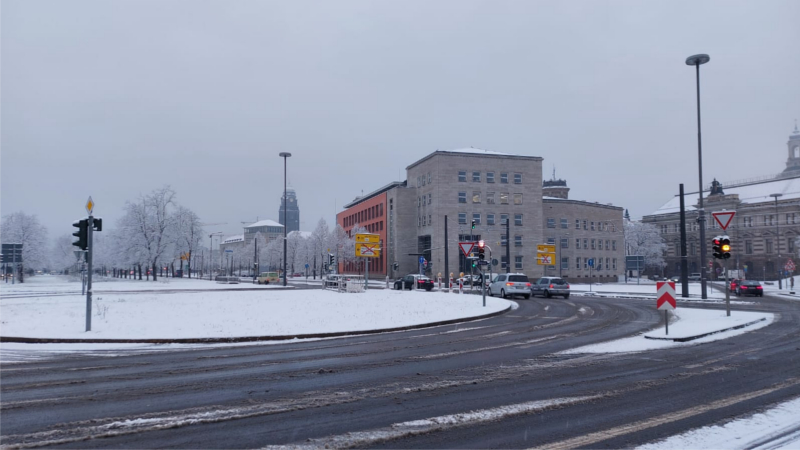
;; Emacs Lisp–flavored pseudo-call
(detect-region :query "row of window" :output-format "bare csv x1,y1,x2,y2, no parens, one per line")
570,257,617,271
343,204,384,228
546,218,617,232
672,238,795,256
458,171,522,184
545,237,618,251
458,191,523,205
418,193,433,207
660,213,799,233
496,255,525,270
416,173,432,187
457,212,523,226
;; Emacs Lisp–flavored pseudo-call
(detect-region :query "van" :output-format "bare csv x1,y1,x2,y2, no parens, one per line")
257,272,280,284
688,273,702,282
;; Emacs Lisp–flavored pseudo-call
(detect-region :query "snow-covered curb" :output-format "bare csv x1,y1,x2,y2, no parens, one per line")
561,309,775,354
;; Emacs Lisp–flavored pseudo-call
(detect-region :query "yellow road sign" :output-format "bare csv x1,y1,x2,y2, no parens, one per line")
537,244,556,253
356,243,381,258
85,196,95,215
536,253,556,265
356,233,380,244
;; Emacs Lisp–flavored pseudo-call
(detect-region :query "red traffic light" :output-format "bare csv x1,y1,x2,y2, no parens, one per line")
478,240,485,248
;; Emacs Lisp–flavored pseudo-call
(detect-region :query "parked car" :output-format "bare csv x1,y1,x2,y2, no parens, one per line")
687,273,702,282
257,272,280,284
728,278,742,292
669,276,682,283
531,277,570,299
488,273,531,299
394,274,434,291
735,280,763,296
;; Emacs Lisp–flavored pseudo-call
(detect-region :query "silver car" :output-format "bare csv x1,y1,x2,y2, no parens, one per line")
488,273,532,299
531,277,570,298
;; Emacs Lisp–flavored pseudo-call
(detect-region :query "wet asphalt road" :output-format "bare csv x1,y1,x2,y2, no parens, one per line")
1,293,798,449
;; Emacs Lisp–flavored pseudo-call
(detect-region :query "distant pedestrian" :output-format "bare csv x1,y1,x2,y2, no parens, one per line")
791,277,794,289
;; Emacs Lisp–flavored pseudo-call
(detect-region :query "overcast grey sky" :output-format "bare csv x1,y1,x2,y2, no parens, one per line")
2,0,799,239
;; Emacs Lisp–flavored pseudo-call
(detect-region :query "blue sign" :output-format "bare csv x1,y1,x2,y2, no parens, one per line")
305,263,309,269
419,256,426,265
587,258,594,267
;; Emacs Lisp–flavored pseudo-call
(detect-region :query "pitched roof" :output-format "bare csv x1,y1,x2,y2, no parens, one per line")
222,234,244,244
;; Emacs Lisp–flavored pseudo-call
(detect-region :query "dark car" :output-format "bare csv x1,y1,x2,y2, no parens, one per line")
394,274,434,291
531,277,570,299
735,280,763,296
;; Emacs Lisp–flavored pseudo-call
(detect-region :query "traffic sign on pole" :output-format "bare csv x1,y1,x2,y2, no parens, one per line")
711,211,736,230
656,281,677,310
458,242,474,257
85,196,95,215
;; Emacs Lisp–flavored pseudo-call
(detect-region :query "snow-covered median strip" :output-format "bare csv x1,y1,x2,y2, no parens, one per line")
562,308,774,354
290,395,598,449
0,288,510,341
637,396,800,450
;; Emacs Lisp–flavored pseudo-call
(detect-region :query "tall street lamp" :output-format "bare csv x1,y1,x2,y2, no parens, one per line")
279,152,292,286
771,193,783,289
686,53,711,299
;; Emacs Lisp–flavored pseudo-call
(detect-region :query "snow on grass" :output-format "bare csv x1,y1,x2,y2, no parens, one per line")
562,308,774,354
569,282,726,299
637,396,800,450
0,275,292,294
0,287,511,340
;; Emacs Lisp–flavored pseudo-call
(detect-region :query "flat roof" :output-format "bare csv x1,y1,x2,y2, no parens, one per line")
342,181,407,209
245,219,283,229
543,197,623,211
406,148,543,171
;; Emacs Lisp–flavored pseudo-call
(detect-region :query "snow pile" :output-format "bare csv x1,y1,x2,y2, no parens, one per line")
637,396,800,450
0,288,511,340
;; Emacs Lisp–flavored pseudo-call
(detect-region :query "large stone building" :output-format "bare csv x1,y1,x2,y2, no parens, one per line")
337,148,625,282
643,124,800,280
542,179,625,282
278,188,300,233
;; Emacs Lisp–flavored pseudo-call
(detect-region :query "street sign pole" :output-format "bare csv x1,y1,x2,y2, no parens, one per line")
481,266,486,307
86,214,93,332
365,257,369,291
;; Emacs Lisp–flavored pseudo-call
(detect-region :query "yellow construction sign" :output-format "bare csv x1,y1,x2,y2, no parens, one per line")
537,244,556,254
537,244,556,265
356,243,381,258
356,233,380,244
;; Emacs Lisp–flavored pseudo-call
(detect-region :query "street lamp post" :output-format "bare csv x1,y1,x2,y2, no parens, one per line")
686,53,711,300
279,152,292,286
771,193,783,289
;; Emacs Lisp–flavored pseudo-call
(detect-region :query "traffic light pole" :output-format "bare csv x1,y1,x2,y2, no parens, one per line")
481,267,486,307
724,258,730,317
86,214,93,332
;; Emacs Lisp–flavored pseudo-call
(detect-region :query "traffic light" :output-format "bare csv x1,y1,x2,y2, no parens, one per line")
712,236,722,259
72,219,88,250
477,240,485,260
471,220,476,230
471,258,477,268
328,254,335,266
393,262,399,271
93,217,102,232
720,236,731,259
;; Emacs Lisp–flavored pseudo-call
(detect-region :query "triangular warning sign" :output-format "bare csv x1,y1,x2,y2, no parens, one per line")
459,242,474,258
711,211,736,231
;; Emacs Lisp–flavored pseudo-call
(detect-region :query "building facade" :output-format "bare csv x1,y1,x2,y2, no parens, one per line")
244,220,284,244
643,125,800,280
278,188,300,233
542,180,625,283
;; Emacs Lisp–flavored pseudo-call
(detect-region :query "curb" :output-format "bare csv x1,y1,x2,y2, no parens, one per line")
0,304,513,345
644,317,767,342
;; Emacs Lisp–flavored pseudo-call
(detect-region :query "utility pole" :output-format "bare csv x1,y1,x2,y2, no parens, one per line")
505,217,510,273
444,215,449,289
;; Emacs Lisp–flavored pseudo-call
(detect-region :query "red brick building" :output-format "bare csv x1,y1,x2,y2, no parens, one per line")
336,184,397,276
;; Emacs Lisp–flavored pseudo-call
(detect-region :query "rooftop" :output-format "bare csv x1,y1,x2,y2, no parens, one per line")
543,197,622,210
649,173,800,216
343,181,407,209
406,148,542,170
222,234,244,244
245,219,283,229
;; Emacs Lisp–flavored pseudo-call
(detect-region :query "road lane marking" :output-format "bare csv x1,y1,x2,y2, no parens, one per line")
528,377,800,450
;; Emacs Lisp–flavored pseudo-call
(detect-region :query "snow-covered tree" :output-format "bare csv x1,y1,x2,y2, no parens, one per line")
624,221,667,271
310,218,330,275
1,212,49,280
171,205,203,278
116,186,177,281
51,234,78,273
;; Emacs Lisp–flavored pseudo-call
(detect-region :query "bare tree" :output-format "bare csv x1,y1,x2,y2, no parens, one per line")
171,205,204,278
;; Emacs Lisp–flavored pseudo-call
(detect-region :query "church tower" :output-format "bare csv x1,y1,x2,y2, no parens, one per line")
782,120,800,174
